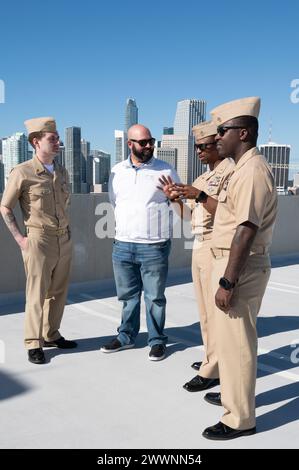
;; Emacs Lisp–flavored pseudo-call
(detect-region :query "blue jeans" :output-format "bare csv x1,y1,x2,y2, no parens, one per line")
112,240,171,347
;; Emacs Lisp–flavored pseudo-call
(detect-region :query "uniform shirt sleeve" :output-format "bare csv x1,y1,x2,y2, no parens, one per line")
233,167,272,227
0,168,23,209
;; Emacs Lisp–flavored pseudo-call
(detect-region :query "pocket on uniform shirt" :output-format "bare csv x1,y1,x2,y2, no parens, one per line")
29,187,52,212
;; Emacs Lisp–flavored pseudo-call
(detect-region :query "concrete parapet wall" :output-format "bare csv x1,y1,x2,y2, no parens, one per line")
0,194,298,294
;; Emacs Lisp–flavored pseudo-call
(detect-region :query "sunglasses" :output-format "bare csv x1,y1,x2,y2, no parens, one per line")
217,126,245,137
130,138,156,147
194,142,216,151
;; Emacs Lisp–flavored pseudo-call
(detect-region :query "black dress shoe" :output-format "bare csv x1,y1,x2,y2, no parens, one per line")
204,392,222,406
28,348,45,364
183,375,220,392
191,361,202,371
202,421,256,440
44,336,77,349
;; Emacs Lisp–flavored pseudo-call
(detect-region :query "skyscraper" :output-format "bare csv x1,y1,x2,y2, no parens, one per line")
2,133,28,185
124,98,138,132
157,148,177,170
260,142,291,193
124,98,138,157
65,127,82,193
81,138,90,190
0,157,4,193
174,99,206,136
56,142,65,167
115,130,127,164
90,150,111,186
163,127,174,135
161,135,194,183
161,99,206,183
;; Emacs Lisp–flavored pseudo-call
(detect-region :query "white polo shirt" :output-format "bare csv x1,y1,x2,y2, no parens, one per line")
109,157,180,243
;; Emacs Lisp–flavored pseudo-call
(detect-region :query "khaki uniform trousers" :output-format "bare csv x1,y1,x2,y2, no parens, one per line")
192,237,218,379
22,228,72,349
211,248,271,430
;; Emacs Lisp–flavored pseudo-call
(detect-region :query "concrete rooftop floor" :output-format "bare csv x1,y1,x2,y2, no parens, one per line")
0,258,299,449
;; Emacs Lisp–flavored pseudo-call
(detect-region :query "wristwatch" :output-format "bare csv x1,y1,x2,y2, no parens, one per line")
219,277,236,291
195,190,208,203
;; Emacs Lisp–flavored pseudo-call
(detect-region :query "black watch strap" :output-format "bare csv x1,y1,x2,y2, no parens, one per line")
195,190,208,203
219,277,236,291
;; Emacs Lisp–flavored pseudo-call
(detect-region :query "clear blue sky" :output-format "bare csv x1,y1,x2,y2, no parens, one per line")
1,0,298,172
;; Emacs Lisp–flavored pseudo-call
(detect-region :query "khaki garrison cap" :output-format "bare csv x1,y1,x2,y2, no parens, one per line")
24,116,57,135
210,97,261,125
192,120,217,139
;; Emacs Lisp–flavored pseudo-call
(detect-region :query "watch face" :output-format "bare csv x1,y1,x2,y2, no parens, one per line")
196,191,208,203
219,277,232,290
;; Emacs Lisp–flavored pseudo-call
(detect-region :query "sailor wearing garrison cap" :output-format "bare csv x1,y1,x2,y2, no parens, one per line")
158,120,234,392
201,97,277,440
0,117,77,365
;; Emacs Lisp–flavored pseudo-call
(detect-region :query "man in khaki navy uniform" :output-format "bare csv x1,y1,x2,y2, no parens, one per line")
201,97,277,440
0,117,77,365
159,121,235,392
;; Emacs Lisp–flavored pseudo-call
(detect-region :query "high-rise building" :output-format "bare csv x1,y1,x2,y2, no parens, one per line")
115,130,127,164
174,99,206,136
157,148,177,170
161,99,206,183
124,98,138,157
91,150,111,185
65,127,82,193
0,156,4,193
161,135,194,183
56,142,65,167
163,127,174,135
294,173,299,186
260,142,291,193
0,140,3,193
125,98,138,132
80,138,91,190
2,133,28,185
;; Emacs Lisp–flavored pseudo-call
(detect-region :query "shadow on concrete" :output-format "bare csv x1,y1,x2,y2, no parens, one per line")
0,303,25,316
43,322,202,362
256,382,299,433
256,381,299,407
0,370,31,401
257,344,299,378
0,269,192,317
257,316,299,338
271,254,299,268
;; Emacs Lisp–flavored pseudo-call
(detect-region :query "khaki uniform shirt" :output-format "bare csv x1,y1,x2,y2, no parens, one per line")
188,158,235,238
212,147,278,250
1,155,70,230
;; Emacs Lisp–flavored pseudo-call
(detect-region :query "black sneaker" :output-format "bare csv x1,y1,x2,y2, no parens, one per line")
44,336,77,349
100,338,135,353
191,361,202,371
28,348,45,364
149,344,166,361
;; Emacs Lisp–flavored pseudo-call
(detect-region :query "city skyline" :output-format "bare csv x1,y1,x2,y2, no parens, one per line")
0,1,298,173
0,91,297,190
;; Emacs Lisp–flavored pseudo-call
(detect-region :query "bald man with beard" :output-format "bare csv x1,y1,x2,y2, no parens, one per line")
101,125,180,361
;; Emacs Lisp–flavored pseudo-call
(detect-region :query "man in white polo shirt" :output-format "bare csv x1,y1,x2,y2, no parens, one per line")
101,124,180,361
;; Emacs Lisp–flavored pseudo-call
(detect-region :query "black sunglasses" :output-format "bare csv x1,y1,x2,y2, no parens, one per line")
217,126,245,137
129,138,156,147
194,142,216,151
